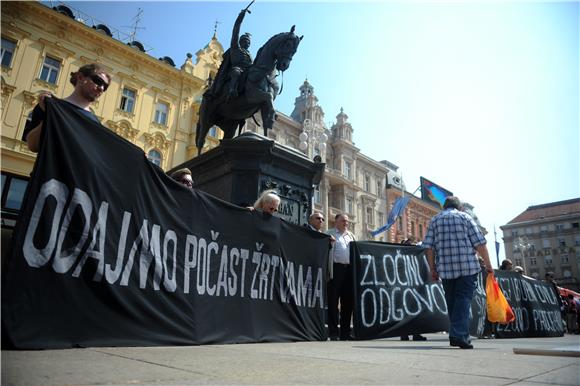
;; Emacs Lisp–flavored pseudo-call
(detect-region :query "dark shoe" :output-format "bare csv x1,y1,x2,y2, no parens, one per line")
329,335,339,341
400,336,409,341
412,334,427,341
450,337,473,349
340,335,354,341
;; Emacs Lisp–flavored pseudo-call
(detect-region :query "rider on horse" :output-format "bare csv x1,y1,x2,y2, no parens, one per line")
195,2,302,154
209,9,253,101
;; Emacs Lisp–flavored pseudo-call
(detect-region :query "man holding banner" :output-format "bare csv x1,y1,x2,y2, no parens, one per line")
423,196,494,349
23,63,111,153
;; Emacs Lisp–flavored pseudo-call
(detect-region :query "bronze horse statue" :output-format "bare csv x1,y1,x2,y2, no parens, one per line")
195,26,303,153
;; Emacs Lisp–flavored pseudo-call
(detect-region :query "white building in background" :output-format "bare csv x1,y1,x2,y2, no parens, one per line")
244,80,392,240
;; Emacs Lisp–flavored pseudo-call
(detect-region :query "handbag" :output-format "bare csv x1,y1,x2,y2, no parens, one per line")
486,273,516,323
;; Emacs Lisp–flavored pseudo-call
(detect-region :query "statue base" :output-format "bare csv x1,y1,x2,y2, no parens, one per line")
173,132,324,226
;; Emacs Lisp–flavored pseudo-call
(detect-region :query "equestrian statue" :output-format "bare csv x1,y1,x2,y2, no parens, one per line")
195,2,303,153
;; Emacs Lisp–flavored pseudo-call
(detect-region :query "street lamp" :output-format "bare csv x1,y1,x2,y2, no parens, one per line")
298,119,329,160
515,236,532,275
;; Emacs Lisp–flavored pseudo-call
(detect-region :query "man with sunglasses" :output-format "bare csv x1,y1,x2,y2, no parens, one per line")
23,63,111,152
306,211,325,232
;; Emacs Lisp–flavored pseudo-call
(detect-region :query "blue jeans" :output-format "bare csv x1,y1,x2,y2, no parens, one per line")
442,274,477,343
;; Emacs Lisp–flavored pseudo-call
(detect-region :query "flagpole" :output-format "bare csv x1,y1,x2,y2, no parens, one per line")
494,225,500,267
401,172,407,241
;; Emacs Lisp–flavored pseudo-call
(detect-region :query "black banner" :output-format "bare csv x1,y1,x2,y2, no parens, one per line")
493,271,564,338
2,99,330,349
350,242,564,340
469,271,488,338
351,242,449,339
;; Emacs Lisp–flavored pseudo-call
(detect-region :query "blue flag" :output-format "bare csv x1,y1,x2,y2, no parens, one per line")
371,196,410,237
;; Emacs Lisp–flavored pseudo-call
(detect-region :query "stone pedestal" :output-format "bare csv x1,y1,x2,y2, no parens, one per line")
173,132,325,226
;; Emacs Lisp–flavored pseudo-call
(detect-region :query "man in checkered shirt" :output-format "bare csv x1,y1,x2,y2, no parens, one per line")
422,196,494,349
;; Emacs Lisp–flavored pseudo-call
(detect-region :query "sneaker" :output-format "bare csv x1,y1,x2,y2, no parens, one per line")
400,336,410,341
412,334,427,341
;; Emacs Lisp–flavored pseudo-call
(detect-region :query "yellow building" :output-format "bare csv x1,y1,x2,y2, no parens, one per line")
1,1,223,181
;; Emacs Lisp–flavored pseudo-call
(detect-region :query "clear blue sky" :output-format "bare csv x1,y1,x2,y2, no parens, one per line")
51,1,579,265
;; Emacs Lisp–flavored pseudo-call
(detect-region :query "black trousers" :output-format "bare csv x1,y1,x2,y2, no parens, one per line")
327,263,353,339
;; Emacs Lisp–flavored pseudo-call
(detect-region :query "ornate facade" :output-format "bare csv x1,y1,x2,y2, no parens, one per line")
243,80,441,241
1,1,223,180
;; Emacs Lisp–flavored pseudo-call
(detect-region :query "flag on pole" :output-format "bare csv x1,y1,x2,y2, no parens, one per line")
371,196,410,237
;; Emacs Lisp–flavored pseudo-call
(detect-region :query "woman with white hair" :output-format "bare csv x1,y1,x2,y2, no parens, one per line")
251,189,280,215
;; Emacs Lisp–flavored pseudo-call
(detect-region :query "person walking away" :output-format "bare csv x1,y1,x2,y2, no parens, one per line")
422,196,494,349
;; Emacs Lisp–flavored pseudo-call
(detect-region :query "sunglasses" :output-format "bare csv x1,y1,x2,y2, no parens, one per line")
314,217,325,221
89,74,109,91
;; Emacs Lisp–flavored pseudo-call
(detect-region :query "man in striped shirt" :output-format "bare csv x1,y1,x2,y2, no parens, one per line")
423,196,494,349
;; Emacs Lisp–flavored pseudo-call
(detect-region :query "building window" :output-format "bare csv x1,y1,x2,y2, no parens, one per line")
544,256,553,266
542,239,550,248
575,236,580,246
561,254,569,264
515,258,522,266
411,221,415,235
343,160,351,179
572,222,579,229
526,227,533,235
563,270,572,278
208,126,218,138
397,217,403,231
376,179,382,196
556,223,565,231
313,186,321,204
558,238,566,247
120,88,136,113
154,102,169,125
378,212,384,227
512,230,518,237
147,149,162,166
530,257,537,266
540,225,548,233
313,146,320,157
39,55,61,84
543,248,551,255
1,37,16,67
419,224,423,239
364,174,370,192
1,173,29,211
366,207,373,226
346,197,353,214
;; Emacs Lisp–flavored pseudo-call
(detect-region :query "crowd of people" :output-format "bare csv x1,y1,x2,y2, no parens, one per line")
25,64,571,348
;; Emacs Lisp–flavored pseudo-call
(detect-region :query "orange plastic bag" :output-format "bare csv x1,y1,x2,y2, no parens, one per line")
486,273,516,323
